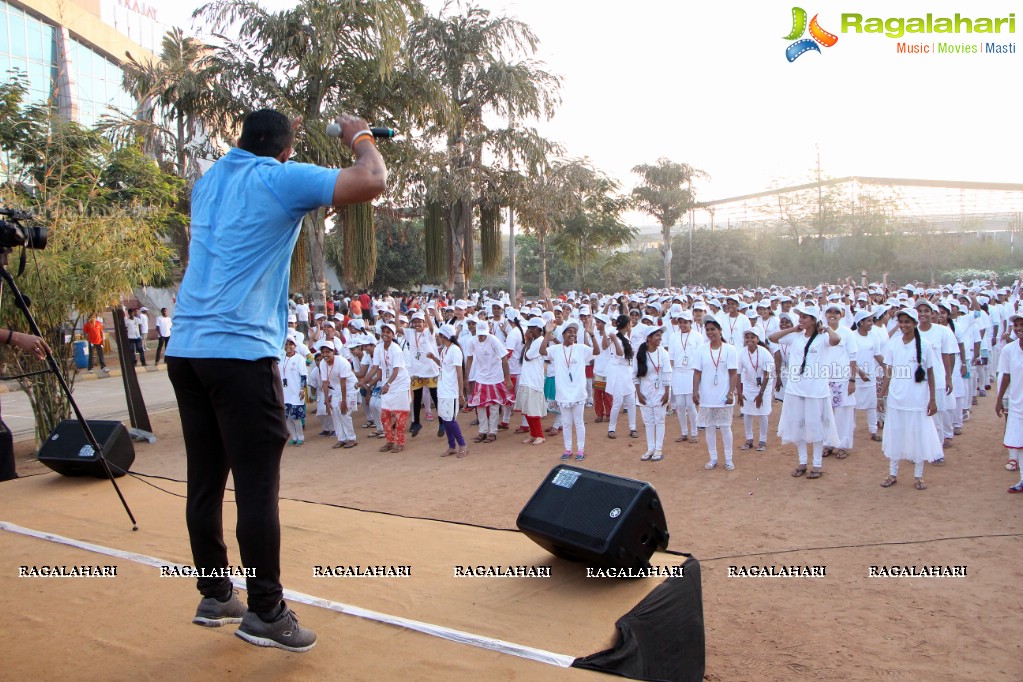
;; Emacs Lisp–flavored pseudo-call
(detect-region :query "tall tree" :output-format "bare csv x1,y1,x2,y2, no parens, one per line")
631,158,706,287
406,2,559,297
515,157,603,295
550,175,635,290
195,0,421,308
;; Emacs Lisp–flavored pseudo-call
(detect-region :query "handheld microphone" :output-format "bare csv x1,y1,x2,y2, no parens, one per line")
326,123,396,139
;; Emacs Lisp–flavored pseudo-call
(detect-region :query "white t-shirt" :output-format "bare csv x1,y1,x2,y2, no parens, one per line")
505,326,524,375
722,314,751,347
156,315,173,337
373,342,410,392
777,331,832,399
279,352,308,405
469,335,508,385
295,302,310,324
851,330,883,384
125,316,141,340
138,313,149,336
635,346,672,404
998,341,1023,415
437,344,464,400
693,342,738,407
884,335,935,411
519,337,546,392
321,355,356,403
737,345,773,395
550,341,593,404
405,329,439,378
669,330,704,394
918,323,957,392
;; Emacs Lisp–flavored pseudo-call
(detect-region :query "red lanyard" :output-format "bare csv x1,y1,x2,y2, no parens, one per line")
710,344,723,372
680,332,689,353
747,348,759,373
563,343,574,368
650,348,662,375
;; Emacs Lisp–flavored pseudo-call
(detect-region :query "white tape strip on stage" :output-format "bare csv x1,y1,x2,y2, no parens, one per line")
0,521,577,668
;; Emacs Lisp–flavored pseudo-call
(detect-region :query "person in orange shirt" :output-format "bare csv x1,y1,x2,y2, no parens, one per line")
83,314,109,373
349,296,363,320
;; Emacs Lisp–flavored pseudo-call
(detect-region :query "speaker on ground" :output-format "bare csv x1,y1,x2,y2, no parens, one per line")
517,465,669,571
37,420,135,478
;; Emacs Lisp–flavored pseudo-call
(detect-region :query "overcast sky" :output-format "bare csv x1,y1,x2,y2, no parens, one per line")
151,0,1022,206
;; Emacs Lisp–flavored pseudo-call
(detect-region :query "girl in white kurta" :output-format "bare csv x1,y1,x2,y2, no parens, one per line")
373,323,412,452
670,313,703,444
692,316,739,470
879,310,942,490
280,338,308,445
515,320,549,445
822,304,858,459
916,301,958,453
737,329,773,452
605,314,638,439
996,314,1023,492
769,305,841,479
545,320,597,460
320,341,358,448
428,324,468,457
772,313,796,401
635,327,672,461
850,311,885,442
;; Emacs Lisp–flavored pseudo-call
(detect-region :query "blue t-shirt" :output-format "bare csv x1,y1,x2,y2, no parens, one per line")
167,148,339,360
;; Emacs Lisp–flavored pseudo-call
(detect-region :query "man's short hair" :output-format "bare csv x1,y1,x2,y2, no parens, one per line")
238,109,293,158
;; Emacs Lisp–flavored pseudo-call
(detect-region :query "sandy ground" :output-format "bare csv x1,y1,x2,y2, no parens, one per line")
5,396,1023,681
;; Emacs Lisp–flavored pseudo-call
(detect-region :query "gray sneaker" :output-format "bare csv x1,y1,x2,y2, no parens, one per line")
236,605,317,653
192,592,246,627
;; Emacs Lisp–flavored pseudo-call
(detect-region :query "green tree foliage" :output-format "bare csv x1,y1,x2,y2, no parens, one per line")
325,212,425,291
195,0,421,306
406,3,560,297
0,79,172,441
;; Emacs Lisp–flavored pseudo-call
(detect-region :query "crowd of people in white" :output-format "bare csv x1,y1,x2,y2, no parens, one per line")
276,278,1023,493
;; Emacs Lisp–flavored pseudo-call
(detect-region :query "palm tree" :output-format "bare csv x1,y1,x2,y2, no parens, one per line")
406,1,559,297
195,0,421,304
631,158,707,288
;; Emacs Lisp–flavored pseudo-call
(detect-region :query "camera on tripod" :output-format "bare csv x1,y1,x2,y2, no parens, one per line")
0,207,48,250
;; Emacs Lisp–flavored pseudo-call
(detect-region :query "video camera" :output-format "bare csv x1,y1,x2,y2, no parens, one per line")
0,207,48,250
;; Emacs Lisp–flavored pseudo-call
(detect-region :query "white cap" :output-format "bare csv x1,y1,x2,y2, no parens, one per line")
438,324,457,338
527,318,545,330
896,308,919,323
794,304,821,320
287,314,297,323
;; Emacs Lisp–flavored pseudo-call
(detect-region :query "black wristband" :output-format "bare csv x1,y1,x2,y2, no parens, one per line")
4,329,13,344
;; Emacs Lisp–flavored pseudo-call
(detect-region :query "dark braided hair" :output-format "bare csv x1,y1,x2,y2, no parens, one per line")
636,341,649,378
913,328,926,383
614,314,633,362
799,323,819,375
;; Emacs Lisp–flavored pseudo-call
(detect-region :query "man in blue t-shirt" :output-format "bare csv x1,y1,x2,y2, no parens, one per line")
166,109,386,652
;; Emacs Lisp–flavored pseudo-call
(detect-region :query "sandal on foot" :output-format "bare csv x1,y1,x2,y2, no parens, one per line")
530,437,546,446
607,431,617,439
442,449,456,457
724,462,735,471
881,476,897,488
575,452,585,461
640,451,654,461
739,439,754,450
675,435,688,443
914,479,927,490
792,466,807,477
822,447,833,457
705,461,718,470
514,426,530,433
342,441,357,448
379,443,394,452
651,452,663,461
629,430,639,439
391,445,405,453
457,446,469,458
594,416,604,423
807,468,823,479
932,458,945,466
690,437,699,445
522,437,536,445
1008,482,1023,493
331,441,345,449
1007,459,1019,472
560,451,571,460
870,433,882,442
835,449,848,460
756,441,766,452
483,434,497,443
952,427,963,436
473,434,487,443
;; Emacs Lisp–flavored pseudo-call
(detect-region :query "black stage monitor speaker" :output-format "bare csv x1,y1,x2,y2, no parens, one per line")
517,465,669,571
37,420,135,478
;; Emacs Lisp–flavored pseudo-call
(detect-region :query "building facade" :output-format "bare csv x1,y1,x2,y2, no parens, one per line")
0,0,160,127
